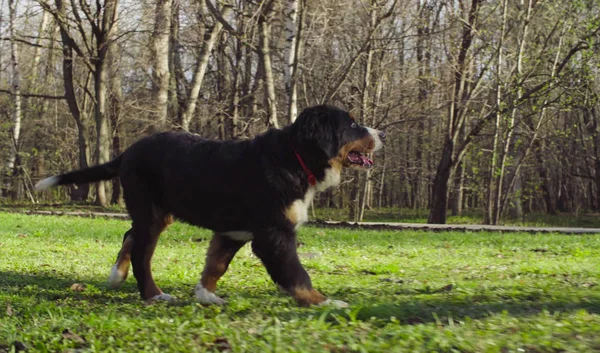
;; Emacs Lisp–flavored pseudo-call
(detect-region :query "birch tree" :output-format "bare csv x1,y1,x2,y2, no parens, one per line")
283,0,301,123
3,0,23,198
179,1,231,131
259,0,278,128
150,0,172,131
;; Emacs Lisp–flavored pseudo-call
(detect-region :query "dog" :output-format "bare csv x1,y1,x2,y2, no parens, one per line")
35,105,385,307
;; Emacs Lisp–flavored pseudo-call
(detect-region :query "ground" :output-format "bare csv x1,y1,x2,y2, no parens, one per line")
1,212,600,352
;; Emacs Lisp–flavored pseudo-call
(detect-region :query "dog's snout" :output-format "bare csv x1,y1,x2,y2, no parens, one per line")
378,130,386,141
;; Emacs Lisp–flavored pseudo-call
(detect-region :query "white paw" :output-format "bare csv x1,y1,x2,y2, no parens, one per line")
149,293,176,302
195,283,226,305
318,299,349,309
107,265,126,289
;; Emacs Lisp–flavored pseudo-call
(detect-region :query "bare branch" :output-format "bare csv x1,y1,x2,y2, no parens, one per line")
0,89,66,100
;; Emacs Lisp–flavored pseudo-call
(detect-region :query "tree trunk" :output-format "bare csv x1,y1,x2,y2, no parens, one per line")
179,4,230,131
94,59,110,207
486,0,508,224
428,138,453,224
56,0,89,201
358,1,377,221
229,34,243,139
492,0,532,223
428,0,481,224
259,1,278,128
216,36,230,140
450,159,465,216
168,0,182,121
109,14,123,205
4,0,22,198
94,0,119,207
534,142,556,214
284,0,301,123
414,0,431,211
150,0,172,131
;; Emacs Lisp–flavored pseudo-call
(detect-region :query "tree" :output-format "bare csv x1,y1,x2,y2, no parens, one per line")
39,0,120,206
149,0,172,131
3,0,23,198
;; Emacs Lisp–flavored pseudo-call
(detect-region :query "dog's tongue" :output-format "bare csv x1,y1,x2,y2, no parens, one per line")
347,151,374,167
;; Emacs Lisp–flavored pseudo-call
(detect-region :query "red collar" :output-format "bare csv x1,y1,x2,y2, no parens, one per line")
292,147,316,186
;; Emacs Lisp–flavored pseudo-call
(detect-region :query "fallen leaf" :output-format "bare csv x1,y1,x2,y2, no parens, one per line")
360,269,377,275
531,248,548,253
16,234,28,238
324,344,350,352
70,283,86,292
380,278,404,284
6,303,13,317
440,284,454,292
213,337,231,352
298,252,321,259
62,329,86,344
12,341,27,352
406,317,425,325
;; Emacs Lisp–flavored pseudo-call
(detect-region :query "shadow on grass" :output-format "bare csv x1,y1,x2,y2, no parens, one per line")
311,286,600,327
342,300,600,326
3,270,600,327
0,270,143,304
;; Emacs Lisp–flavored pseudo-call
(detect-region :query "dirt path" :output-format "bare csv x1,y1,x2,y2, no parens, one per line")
4,209,600,235
311,220,600,234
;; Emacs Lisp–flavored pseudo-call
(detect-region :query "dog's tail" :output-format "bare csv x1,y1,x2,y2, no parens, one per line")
34,154,123,192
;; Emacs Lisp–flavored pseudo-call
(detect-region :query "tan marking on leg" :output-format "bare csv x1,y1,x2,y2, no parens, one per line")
115,234,133,276
140,212,173,299
108,233,134,288
200,235,231,292
290,287,327,307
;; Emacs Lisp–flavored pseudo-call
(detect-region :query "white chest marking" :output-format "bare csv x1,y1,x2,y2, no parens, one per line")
287,166,342,229
288,188,315,229
316,166,341,192
221,231,254,241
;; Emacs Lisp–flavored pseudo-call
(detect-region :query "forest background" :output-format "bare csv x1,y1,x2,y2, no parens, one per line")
1,0,600,225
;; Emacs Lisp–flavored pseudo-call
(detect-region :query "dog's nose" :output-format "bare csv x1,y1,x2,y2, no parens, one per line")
378,130,386,141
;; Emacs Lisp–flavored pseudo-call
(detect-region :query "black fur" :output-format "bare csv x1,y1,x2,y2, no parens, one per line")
37,105,384,306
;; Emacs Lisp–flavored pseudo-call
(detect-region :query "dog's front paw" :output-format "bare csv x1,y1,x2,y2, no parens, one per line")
195,284,226,305
147,293,176,303
317,299,349,309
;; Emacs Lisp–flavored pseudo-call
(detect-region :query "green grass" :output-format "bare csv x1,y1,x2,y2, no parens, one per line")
1,213,600,352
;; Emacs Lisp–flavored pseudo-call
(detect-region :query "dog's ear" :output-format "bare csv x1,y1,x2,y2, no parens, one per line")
292,106,340,160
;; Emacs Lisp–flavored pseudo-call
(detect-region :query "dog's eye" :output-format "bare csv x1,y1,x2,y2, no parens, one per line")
350,122,357,128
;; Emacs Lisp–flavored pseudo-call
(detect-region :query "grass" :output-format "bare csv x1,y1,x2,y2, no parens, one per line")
1,212,600,352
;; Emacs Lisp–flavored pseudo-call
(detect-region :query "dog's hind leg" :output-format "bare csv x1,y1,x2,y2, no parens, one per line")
195,233,246,305
251,228,348,308
127,202,174,302
107,229,134,288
